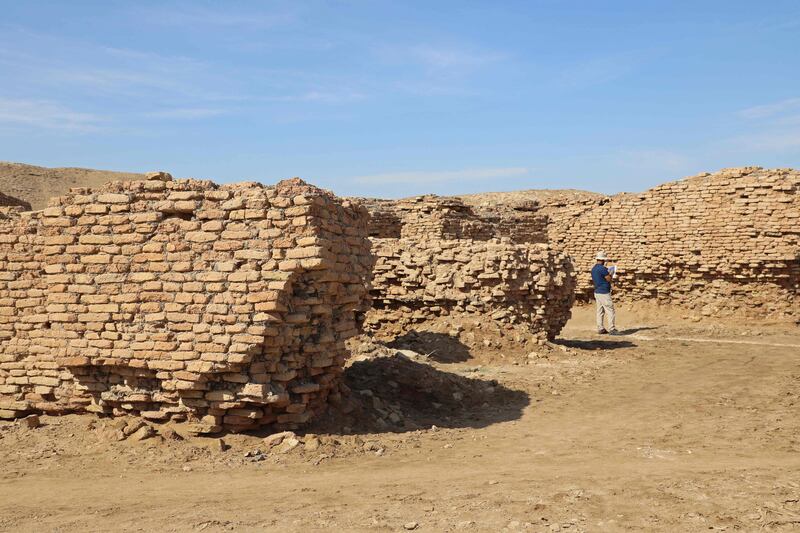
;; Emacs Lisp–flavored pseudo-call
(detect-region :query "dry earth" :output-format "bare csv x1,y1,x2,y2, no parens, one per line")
1,304,799,532
0,162,143,210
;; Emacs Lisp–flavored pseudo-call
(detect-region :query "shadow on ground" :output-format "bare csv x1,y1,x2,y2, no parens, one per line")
554,338,637,350
308,353,529,436
618,326,660,335
386,330,472,363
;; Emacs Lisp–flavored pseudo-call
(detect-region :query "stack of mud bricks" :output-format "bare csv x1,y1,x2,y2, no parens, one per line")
359,195,576,341
554,168,800,319
0,173,374,432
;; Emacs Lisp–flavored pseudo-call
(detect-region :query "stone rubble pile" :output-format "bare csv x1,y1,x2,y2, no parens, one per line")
359,196,576,342
0,173,373,432
555,167,800,318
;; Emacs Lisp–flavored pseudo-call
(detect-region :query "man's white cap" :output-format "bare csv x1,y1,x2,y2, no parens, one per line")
596,251,610,261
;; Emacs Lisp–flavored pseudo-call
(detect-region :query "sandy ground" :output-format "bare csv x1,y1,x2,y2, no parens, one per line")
1,304,799,532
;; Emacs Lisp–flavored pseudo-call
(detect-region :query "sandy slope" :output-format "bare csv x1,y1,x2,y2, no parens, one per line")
0,162,144,210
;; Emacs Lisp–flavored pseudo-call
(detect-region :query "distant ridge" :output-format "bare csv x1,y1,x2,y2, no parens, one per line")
0,162,144,210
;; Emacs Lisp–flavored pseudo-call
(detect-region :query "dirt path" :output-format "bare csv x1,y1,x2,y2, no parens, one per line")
1,306,798,532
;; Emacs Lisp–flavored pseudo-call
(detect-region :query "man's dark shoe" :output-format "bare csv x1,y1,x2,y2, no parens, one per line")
608,329,622,335
597,329,608,334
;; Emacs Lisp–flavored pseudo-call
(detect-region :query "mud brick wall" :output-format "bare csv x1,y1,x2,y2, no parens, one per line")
359,197,575,341
358,195,549,244
556,167,800,319
0,174,373,432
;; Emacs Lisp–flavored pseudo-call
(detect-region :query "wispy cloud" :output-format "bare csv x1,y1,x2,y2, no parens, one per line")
738,98,800,119
349,167,531,185
556,52,645,89
144,107,226,119
616,149,695,172
373,42,506,97
264,89,366,104
134,4,298,30
727,130,800,151
0,98,102,132
406,44,504,70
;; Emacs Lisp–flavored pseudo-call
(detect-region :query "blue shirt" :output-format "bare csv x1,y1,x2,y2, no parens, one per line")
591,264,611,294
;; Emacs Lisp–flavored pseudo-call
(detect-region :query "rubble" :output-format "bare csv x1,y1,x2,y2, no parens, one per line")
0,175,373,431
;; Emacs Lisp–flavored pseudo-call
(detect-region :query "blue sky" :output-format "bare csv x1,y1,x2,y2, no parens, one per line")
1,1,799,197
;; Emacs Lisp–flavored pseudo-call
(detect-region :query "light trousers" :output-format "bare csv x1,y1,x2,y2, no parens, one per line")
595,292,616,331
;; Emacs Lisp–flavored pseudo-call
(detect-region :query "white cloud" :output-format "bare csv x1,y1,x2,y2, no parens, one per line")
0,98,102,132
738,98,800,119
349,167,531,185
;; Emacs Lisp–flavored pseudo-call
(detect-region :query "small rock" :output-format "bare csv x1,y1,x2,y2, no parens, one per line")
129,424,156,441
182,465,193,472
403,522,419,530
211,438,228,452
244,449,267,462
304,437,321,451
19,415,40,429
123,419,146,437
145,171,173,181
160,427,183,441
263,430,295,448
274,437,300,454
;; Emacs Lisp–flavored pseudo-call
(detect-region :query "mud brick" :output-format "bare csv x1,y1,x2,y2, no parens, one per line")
0,176,372,432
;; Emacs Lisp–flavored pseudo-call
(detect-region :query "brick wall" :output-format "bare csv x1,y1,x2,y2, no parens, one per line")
0,173,374,432
359,196,576,343
554,167,800,319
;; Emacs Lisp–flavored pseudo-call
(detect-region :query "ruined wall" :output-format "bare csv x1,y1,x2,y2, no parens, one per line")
0,174,373,432
555,167,800,319
358,195,549,244
360,196,575,344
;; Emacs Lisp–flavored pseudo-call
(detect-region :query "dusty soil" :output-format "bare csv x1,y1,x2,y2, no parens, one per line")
1,304,798,532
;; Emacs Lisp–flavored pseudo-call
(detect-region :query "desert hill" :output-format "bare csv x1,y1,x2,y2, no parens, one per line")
0,162,144,210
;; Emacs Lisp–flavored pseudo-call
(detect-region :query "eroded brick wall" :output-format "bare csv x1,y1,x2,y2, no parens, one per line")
359,196,576,343
0,174,373,432
555,167,800,318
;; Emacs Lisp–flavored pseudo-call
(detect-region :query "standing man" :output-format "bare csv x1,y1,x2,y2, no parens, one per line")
591,251,618,334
